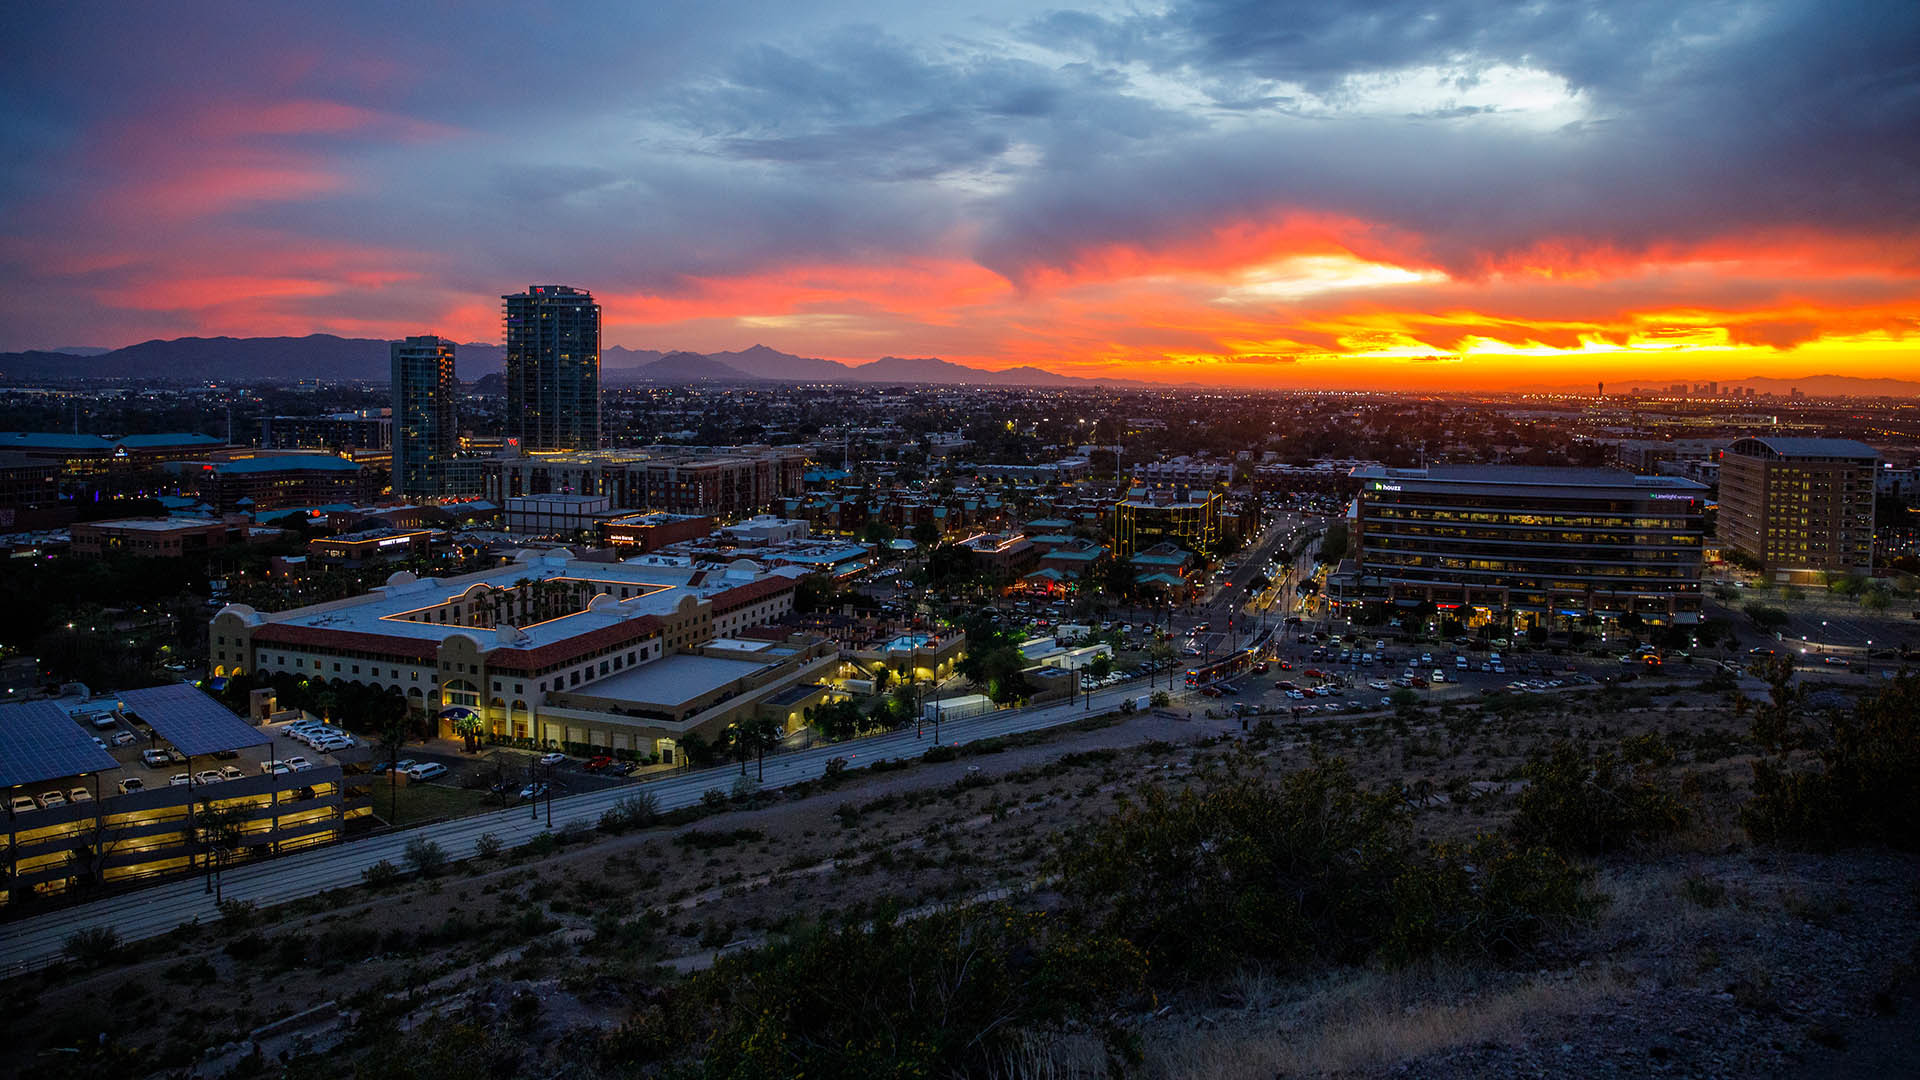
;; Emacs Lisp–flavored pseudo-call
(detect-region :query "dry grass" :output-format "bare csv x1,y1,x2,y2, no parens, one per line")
1142,963,1627,1079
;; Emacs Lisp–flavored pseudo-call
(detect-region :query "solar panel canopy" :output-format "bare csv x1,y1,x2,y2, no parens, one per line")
0,700,122,788
117,684,269,758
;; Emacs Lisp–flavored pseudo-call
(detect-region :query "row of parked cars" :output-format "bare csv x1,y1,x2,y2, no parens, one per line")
284,720,358,754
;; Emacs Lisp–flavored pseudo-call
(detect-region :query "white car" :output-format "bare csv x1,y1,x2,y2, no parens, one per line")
218,765,245,781
193,769,224,785
168,774,191,787
37,790,68,809
405,762,448,782
1431,670,1447,683
260,760,292,775
285,756,314,772
110,730,138,747
9,794,37,814
68,787,93,803
117,777,145,795
141,748,172,768
538,752,566,767
312,738,353,753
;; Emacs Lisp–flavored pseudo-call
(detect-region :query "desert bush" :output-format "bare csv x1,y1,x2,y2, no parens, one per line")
1744,672,1920,850
644,904,1144,1078
1510,740,1690,854
361,859,401,887
217,897,258,928
922,744,958,763
1385,833,1599,962
474,831,503,859
62,925,122,966
403,838,448,877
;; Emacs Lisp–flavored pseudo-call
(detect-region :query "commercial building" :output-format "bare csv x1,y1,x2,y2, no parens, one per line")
0,432,230,477
70,516,246,558
1336,465,1708,628
307,528,435,568
196,454,377,513
596,511,715,552
1111,487,1220,556
391,336,459,498
1718,437,1878,578
505,494,616,535
483,446,807,517
209,550,805,758
1,684,346,906
504,284,601,451
0,452,59,509
259,411,393,452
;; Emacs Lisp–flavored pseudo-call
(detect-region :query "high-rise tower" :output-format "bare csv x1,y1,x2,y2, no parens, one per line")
390,335,458,498
503,285,601,450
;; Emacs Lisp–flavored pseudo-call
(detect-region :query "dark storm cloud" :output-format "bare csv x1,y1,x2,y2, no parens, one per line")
984,0,1920,278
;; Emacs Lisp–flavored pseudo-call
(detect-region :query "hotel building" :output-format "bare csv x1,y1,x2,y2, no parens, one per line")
1718,437,1878,578
209,550,813,759
1335,465,1708,628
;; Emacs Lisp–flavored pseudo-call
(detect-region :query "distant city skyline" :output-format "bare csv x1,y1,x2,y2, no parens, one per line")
2,2,1916,390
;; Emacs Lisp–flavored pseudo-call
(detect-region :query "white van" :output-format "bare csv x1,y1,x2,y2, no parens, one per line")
405,762,448,782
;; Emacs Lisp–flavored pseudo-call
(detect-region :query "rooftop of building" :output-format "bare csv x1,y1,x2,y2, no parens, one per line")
1725,437,1880,460
565,652,777,707
77,515,227,532
0,431,226,452
211,454,361,475
1351,464,1708,491
223,550,797,654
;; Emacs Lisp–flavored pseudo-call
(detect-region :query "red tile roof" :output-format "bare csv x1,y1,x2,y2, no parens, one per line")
251,622,442,663
484,615,662,673
710,576,796,612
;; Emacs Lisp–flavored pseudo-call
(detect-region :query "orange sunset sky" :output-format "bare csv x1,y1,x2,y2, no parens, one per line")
3,2,1916,390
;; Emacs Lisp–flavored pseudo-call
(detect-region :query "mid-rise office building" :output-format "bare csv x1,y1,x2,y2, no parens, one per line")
391,336,459,498
503,285,600,451
484,446,807,517
1336,465,1708,628
259,411,393,452
1719,437,1878,577
195,454,377,514
1111,486,1220,556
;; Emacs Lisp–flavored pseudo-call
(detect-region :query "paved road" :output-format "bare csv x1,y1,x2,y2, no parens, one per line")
0,677,1192,975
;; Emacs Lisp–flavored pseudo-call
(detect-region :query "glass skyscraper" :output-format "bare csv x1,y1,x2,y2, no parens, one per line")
503,284,601,450
390,335,457,498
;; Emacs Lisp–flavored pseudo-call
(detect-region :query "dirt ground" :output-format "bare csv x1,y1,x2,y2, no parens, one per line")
2,673,1914,1078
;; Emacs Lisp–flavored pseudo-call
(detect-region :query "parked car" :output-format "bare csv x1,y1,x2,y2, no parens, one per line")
110,730,137,747
140,748,172,768
218,765,245,781
538,752,566,767
37,790,69,809
372,759,417,776
520,781,550,801
9,794,38,813
609,761,637,776
168,774,191,787
259,760,292,775
193,770,223,785
285,756,314,772
117,777,145,795
404,762,448,782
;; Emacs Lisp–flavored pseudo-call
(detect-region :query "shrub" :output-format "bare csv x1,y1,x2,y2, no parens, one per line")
62,926,122,966
1744,672,1920,850
403,838,449,877
474,832,503,859
557,818,595,845
922,744,957,763
1149,691,1171,708
217,898,258,928
361,859,401,887
701,788,728,810
1386,834,1600,963
1510,740,1690,854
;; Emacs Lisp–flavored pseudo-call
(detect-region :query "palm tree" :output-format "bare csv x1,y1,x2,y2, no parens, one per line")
196,797,250,904
377,716,410,824
451,711,484,752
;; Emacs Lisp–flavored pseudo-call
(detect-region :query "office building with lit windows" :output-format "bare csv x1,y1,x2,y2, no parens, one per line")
1335,465,1708,628
503,285,600,451
1110,486,1220,556
1719,437,1878,578
391,335,459,498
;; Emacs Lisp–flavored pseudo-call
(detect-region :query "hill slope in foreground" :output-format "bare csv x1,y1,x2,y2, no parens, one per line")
3,675,1915,1078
